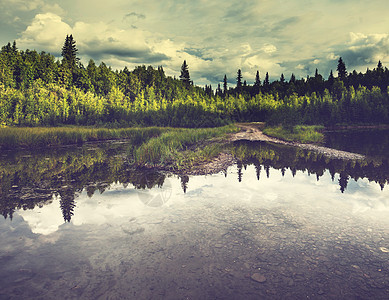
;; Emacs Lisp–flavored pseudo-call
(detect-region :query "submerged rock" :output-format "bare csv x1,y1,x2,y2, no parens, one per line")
251,273,267,283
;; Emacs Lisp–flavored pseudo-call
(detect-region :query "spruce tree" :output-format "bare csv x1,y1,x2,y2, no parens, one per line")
337,57,347,79
254,70,261,95
263,72,270,92
223,74,228,95
179,60,191,86
377,60,383,72
236,69,242,90
289,73,296,83
254,70,261,87
61,34,79,69
328,70,334,86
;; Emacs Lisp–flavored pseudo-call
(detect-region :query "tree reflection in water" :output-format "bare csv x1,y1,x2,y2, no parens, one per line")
229,141,389,194
0,140,388,222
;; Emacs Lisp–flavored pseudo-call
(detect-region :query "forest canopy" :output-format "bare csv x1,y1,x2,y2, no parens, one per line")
0,37,389,127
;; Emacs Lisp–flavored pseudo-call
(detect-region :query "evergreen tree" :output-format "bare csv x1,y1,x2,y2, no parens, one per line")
289,73,296,83
236,69,242,91
377,60,383,72
216,83,222,96
263,72,270,92
254,70,261,86
61,34,79,68
280,73,285,83
223,74,228,95
179,60,191,86
337,57,347,79
254,70,261,94
327,69,334,88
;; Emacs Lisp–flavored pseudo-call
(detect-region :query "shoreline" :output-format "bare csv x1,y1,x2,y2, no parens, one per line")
161,123,367,176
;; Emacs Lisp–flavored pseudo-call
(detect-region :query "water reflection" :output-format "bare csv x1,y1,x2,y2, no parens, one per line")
325,128,389,159
0,143,167,222
230,141,389,193
1,140,388,223
0,141,388,299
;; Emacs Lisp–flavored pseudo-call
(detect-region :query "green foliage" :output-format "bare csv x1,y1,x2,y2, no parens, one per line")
263,125,324,144
134,125,238,168
1,40,389,128
0,126,165,149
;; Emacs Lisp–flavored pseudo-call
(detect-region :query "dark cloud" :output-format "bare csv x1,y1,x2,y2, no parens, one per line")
124,12,146,20
84,47,170,63
183,48,213,61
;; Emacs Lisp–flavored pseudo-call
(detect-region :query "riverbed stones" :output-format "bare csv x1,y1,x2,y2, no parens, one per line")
251,273,267,283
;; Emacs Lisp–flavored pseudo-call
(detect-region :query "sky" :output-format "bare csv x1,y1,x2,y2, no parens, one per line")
1,0,389,86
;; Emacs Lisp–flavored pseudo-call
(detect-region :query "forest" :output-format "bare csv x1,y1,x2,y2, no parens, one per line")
1,35,389,128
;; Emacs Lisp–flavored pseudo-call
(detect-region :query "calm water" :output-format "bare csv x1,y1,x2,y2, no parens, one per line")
0,138,388,299
325,128,389,159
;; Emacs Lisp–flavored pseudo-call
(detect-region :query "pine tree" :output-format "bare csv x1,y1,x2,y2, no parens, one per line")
61,34,79,69
377,60,383,72
216,83,222,96
337,57,347,79
328,69,334,87
280,73,285,83
289,73,296,83
254,70,261,87
263,72,270,92
253,70,261,95
179,60,191,86
236,69,242,90
223,74,228,95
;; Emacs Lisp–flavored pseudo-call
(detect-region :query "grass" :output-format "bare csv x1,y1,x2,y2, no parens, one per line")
0,125,239,171
0,126,166,149
134,125,238,169
263,125,324,144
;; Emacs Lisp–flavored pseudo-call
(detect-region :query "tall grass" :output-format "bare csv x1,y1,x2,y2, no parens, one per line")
263,125,324,144
134,125,238,168
0,126,166,149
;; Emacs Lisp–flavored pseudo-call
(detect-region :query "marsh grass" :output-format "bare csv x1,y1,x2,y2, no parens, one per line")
0,126,166,149
263,125,324,144
134,125,238,168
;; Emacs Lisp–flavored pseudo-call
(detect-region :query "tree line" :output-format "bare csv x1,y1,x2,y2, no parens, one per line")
0,36,388,127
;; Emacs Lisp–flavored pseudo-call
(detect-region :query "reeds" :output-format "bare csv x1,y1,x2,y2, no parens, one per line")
0,126,165,149
134,125,237,167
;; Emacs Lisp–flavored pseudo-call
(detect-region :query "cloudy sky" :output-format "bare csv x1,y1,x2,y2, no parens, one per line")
1,0,389,86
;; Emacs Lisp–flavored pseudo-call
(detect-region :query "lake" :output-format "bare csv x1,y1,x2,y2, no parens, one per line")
0,132,388,299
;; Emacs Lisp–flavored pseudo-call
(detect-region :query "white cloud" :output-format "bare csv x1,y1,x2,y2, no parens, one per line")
17,13,72,53
261,44,277,54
